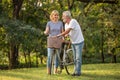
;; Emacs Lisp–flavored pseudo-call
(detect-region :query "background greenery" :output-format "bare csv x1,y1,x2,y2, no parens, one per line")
0,0,120,69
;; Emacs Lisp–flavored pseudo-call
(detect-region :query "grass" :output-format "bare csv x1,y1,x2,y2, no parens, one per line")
0,63,120,80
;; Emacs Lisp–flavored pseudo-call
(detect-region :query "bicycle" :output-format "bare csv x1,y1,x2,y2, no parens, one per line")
50,41,74,75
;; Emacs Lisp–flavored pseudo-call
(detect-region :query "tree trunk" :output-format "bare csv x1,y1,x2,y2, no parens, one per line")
23,52,28,67
101,31,105,63
0,0,2,14
9,0,23,69
111,48,117,63
28,51,31,68
36,52,38,67
40,56,43,64
12,0,23,19
113,55,117,63
9,42,19,69
111,29,117,63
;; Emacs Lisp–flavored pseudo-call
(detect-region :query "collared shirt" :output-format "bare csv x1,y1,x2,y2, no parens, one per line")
65,19,84,44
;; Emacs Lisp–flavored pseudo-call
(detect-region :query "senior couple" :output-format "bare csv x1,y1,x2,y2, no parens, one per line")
44,10,84,76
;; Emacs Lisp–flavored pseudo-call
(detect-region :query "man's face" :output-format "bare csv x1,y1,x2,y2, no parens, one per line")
62,14,67,23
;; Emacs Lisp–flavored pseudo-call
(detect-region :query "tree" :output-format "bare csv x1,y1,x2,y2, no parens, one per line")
7,0,23,69
0,0,120,69
77,0,118,4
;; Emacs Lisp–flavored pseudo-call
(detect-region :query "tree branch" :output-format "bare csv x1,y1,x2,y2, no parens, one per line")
12,0,23,19
77,0,118,4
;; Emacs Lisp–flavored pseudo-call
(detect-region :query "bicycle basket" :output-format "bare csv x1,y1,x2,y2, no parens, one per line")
47,37,63,49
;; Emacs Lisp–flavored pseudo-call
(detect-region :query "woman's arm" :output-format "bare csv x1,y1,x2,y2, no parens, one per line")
44,26,50,35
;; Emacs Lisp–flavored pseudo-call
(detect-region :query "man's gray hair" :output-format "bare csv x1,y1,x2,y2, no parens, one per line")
63,11,72,18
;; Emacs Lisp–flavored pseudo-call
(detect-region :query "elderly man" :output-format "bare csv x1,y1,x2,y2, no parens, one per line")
57,11,84,76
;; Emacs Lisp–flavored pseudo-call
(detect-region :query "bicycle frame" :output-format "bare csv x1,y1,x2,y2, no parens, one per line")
50,42,74,75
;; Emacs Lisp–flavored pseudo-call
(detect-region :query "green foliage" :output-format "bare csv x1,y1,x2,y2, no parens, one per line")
0,0,120,67
0,51,8,65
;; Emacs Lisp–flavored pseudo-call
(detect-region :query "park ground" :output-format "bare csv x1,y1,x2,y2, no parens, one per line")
0,63,120,80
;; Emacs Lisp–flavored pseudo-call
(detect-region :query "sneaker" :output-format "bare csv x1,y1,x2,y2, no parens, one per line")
60,65,64,69
75,74,81,76
71,73,81,76
71,73,76,76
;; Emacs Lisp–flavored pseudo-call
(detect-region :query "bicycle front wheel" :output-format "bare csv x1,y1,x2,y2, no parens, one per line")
64,49,74,75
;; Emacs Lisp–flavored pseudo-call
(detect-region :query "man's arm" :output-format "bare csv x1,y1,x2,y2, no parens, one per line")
57,28,72,37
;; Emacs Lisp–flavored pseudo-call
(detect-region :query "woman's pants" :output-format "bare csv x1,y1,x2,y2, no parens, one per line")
47,48,60,69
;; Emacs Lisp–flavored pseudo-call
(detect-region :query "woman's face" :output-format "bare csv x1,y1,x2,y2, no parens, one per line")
53,13,59,20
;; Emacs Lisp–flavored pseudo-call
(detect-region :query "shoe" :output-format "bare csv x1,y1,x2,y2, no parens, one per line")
60,65,64,69
71,73,81,76
47,73,51,75
75,74,81,76
71,73,75,76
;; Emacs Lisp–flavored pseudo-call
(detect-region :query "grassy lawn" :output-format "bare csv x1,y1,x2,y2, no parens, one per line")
0,63,120,80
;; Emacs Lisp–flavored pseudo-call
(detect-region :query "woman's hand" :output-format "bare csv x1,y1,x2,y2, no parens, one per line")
44,26,50,35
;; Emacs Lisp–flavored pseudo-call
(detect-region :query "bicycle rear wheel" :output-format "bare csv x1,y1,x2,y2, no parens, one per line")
64,49,74,75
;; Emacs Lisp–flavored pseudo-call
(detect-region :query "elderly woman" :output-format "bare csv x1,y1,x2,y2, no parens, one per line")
44,10,64,75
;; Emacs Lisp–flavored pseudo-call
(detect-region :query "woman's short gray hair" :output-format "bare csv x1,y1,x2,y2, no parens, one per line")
63,11,72,18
